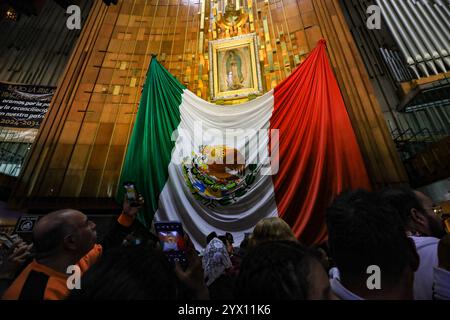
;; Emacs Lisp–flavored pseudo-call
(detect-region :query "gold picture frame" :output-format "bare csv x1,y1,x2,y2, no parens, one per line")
209,33,263,101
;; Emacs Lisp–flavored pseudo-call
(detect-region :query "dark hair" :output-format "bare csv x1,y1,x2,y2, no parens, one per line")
379,187,424,227
218,235,229,247
310,243,332,271
225,232,234,244
235,241,319,299
68,244,178,300
206,232,217,245
239,237,249,250
326,189,416,284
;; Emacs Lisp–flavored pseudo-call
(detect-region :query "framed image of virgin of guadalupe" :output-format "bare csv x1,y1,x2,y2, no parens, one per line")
209,33,263,101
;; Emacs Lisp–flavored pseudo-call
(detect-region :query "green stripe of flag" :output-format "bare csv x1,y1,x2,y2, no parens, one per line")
117,58,185,227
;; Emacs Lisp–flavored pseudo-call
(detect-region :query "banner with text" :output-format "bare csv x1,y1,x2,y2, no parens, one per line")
0,82,55,128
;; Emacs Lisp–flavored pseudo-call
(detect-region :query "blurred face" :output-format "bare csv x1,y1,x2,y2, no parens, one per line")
307,259,338,300
67,211,97,255
225,239,234,254
414,191,445,238
166,235,176,243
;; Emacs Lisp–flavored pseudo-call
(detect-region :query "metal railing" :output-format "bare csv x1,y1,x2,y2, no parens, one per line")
0,127,34,177
391,126,447,161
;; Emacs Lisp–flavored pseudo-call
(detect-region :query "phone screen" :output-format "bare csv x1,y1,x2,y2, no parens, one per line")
154,222,187,267
123,182,137,202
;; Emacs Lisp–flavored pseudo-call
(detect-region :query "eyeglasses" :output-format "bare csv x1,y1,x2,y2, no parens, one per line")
432,206,443,218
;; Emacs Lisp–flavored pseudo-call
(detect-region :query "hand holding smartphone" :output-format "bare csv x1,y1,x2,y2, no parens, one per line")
154,221,188,268
123,181,140,207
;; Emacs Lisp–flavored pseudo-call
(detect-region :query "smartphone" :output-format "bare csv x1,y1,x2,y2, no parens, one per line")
123,181,139,207
154,221,187,268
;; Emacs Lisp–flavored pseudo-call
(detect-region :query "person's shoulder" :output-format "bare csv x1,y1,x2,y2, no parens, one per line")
410,236,440,249
77,244,103,272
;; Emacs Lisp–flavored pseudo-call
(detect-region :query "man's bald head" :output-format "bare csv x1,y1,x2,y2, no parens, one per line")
33,209,88,256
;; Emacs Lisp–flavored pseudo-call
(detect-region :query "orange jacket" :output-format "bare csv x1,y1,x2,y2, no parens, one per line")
2,213,134,300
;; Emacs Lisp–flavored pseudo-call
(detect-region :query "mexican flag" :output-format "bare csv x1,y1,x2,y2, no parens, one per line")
117,40,370,248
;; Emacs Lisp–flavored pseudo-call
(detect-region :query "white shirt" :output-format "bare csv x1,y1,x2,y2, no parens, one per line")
433,267,450,300
330,278,364,300
329,267,340,280
329,236,444,300
410,236,439,300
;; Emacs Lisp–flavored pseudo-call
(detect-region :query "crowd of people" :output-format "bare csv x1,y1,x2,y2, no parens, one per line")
0,187,449,300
